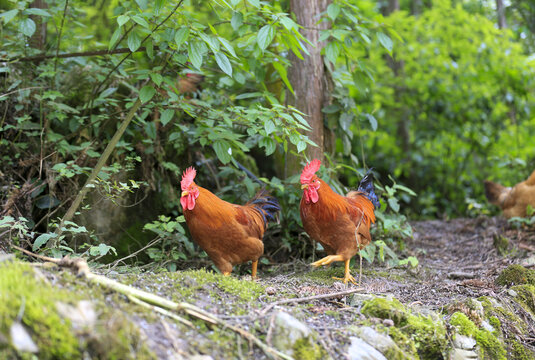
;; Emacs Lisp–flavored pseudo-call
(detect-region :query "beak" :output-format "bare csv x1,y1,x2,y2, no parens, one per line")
181,191,189,197
301,184,308,190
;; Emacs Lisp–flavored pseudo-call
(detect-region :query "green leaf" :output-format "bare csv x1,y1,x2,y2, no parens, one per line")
145,122,157,139
35,195,60,209
150,73,163,86
109,27,122,50
231,11,243,30
377,32,393,54
132,15,150,28
264,120,276,135
325,42,340,65
272,62,294,95
24,8,51,17
215,52,233,77
280,16,297,31
127,31,142,52
19,18,36,37
364,113,378,131
388,197,400,212
247,0,260,8
327,4,341,21
259,137,276,155
146,39,154,58
33,233,57,252
135,0,148,10
139,85,156,103
218,37,237,58
160,109,174,126
154,0,167,15
257,25,275,50
213,140,232,164
188,41,204,69
0,9,18,24
174,27,189,48
297,141,306,153
117,15,129,26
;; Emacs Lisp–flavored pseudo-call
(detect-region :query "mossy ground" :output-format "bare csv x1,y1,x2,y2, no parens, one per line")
495,264,535,287
0,259,155,359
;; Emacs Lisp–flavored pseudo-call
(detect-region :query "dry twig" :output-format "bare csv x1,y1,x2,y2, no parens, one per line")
260,288,364,315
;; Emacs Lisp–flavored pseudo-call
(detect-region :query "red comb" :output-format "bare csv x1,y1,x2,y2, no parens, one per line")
300,159,321,184
181,167,197,190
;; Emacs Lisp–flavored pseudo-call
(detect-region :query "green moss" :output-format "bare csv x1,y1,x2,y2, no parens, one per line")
509,340,534,360
386,326,418,358
405,313,447,359
478,296,527,334
450,312,478,337
489,316,502,335
496,265,535,287
293,337,327,360
511,284,535,315
493,235,510,256
361,297,408,326
361,297,447,359
0,260,80,359
476,330,507,360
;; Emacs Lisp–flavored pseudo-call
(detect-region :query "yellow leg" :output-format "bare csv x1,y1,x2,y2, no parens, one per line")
222,271,231,276
333,259,358,285
251,260,258,280
310,254,345,267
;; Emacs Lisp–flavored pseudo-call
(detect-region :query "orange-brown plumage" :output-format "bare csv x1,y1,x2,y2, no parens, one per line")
484,169,535,218
300,160,377,285
180,167,279,278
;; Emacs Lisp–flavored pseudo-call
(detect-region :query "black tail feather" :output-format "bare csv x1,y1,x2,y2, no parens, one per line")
249,190,281,225
358,168,380,209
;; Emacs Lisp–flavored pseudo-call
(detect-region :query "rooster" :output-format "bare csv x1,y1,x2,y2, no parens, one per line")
484,170,535,218
300,159,377,285
180,167,279,278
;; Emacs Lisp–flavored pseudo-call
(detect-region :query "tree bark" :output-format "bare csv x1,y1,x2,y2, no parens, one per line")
286,0,331,176
496,0,507,29
29,0,47,51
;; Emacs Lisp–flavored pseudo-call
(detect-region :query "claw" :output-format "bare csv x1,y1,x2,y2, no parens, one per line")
333,274,358,286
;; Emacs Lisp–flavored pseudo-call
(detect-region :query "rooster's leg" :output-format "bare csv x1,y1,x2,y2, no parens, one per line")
333,259,358,285
311,254,344,267
251,260,258,280
222,272,231,276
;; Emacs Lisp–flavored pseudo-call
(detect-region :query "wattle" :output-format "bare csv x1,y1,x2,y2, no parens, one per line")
181,195,196,210
305,189,319,204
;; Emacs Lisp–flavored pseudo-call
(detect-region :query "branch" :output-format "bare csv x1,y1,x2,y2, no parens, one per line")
260,288,364,315
9,47,148,63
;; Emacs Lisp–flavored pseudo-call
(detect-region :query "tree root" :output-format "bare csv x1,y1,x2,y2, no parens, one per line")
12,245,294,360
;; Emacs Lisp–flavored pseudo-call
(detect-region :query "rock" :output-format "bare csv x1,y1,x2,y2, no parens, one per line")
453,335,476,350
353,326,409,359
10,322,38,353
449,348,478,360
480,320,495,333
382,319,394,327
347,337,387,360
271,312,327,359
349,293,375,308
266,287,277,295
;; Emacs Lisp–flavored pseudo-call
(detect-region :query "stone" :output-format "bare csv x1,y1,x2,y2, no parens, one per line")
449,348,478,360
453,335,476,350
347,337,387,360
271,312,326,359
353,327,396,354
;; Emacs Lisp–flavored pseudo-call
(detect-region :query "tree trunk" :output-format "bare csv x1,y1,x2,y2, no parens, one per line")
496,0,507,29
285,0,331,176
29,0,47,51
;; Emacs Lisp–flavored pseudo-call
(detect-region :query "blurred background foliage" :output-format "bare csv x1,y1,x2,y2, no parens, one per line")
1,0,534,271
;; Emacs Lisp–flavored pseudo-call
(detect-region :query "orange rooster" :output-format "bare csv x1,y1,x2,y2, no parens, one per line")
180,167,279,278
300,159,378,285
484,169,535,218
